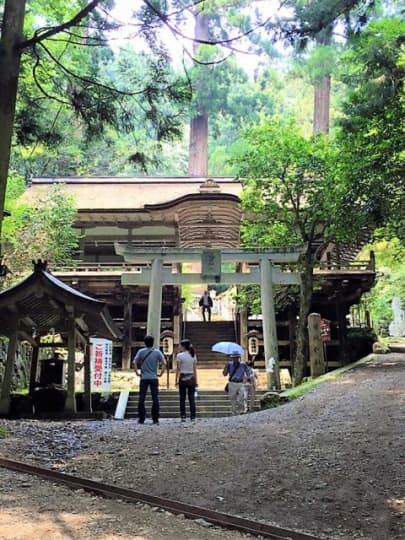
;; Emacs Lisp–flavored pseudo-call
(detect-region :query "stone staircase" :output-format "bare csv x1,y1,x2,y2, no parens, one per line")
183,321,238,368
124,389,265,419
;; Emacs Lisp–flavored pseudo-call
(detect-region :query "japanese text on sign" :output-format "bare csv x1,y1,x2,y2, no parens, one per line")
90,338,113,391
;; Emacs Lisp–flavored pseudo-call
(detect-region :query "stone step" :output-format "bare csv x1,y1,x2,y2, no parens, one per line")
125,390,264,418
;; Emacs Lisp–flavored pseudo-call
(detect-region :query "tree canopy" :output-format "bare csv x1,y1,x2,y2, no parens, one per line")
336,16,405,242
231,117,365,383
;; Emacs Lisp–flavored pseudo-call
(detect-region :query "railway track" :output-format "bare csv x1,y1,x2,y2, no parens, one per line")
0,457,323,540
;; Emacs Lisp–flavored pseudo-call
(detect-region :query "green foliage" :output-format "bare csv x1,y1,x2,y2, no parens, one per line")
4,0,192,181
336,17,405,242
0,426,10,438
360,239,405,335
3,183,79,280
232,117,360,251
345,326,377,362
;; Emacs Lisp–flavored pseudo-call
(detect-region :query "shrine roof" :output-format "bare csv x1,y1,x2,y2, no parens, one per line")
0,262,122,341
26,177,242,211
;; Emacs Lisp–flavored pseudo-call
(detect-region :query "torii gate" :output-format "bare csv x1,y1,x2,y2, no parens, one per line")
115,245,303,389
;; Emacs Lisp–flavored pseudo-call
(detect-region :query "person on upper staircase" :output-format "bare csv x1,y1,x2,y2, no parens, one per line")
199,290,213,322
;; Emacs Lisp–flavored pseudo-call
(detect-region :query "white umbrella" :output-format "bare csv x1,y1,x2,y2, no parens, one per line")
211,341,244,356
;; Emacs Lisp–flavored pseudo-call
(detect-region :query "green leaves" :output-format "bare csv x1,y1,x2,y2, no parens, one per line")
337,17,405,242
3,182,79,280
232,118,350,249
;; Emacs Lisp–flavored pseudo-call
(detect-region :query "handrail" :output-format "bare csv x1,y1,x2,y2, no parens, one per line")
317,260,375,272
53,258,376,274
54,261,142,273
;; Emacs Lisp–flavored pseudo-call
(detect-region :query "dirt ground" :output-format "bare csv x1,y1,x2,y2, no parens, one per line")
0,352,404,540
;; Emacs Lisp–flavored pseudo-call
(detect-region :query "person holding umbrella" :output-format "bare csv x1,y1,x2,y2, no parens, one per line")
223,350,249,415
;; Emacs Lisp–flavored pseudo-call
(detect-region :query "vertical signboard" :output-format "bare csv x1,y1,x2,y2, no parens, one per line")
90,338,112,392
320,319,331,343
201,249,221,282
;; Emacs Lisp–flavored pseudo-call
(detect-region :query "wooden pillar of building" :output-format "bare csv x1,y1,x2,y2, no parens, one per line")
122,294,133,370
308,313,325,377
260,258,280,390
239,307,248,361
336,294,347,365
288,304,297,368
0,331,18,415
83,341,92,413
65,315,77,413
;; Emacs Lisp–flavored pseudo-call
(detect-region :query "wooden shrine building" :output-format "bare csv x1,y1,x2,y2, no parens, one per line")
0,261,121,416
22,176,376,376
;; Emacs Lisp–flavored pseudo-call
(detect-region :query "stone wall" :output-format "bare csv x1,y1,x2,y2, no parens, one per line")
0,337,31,390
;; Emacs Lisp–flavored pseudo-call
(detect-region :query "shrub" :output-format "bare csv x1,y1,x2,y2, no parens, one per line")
345,327,377,363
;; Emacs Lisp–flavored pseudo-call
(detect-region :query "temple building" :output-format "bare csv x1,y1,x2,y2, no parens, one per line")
24,176,376,375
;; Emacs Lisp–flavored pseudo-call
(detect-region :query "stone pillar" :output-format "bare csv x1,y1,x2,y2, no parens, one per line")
65,316,77,413
260,258,280,390
0,332,18,415
308,313,325,377
147,257,163,343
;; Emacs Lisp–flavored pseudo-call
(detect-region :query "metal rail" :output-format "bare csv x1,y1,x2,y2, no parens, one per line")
0,457,322,540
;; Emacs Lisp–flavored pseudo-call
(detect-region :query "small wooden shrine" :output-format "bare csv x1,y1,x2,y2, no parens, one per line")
0,260,121,416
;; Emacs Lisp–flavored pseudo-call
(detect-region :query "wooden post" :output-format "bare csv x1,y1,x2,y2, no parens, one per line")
65,316,77,413
308,313,325,377
122,294,133,370
336,295,347,365
239,307,248,361
0,332,18,415
29,339,40,394
288,304,297,379
83,341,92,413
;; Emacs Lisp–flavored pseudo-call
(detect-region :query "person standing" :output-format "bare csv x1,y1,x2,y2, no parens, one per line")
133,335,166,424
175,339,198,422
223,352,249,415
199,290,213,322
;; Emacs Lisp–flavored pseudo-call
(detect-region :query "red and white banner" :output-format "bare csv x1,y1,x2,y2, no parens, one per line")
90,338,113,392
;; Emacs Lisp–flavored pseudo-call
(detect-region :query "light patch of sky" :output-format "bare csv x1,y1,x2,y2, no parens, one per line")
108,0,294,77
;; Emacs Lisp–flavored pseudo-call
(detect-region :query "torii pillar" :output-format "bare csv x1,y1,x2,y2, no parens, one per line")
147,257,163,342
260,259,280,389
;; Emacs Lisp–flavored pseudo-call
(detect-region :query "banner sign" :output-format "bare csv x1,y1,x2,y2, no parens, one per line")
90,338,112,392
320,319,331,343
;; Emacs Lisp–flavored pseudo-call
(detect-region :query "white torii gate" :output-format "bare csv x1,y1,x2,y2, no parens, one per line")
115,245,303,389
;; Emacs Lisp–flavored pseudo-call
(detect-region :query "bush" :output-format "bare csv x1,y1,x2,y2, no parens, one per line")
345,327,377,363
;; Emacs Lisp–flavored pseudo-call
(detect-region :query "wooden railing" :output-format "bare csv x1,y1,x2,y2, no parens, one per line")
317,259,375,272
54,261,141,273
54,257,376,275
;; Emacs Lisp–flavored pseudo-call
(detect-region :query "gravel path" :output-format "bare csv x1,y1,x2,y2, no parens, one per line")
1,353,404,540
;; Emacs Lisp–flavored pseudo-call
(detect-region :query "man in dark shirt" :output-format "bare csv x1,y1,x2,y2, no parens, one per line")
199,290,213,322
133,335,166,424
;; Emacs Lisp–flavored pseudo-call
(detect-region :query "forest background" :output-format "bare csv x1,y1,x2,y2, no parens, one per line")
0,0,404,343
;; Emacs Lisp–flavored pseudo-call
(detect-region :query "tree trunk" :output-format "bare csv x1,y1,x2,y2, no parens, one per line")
313,75,331,134
188,11,210,177
189,112,208,176
0,0,27,243
294,256,314,385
